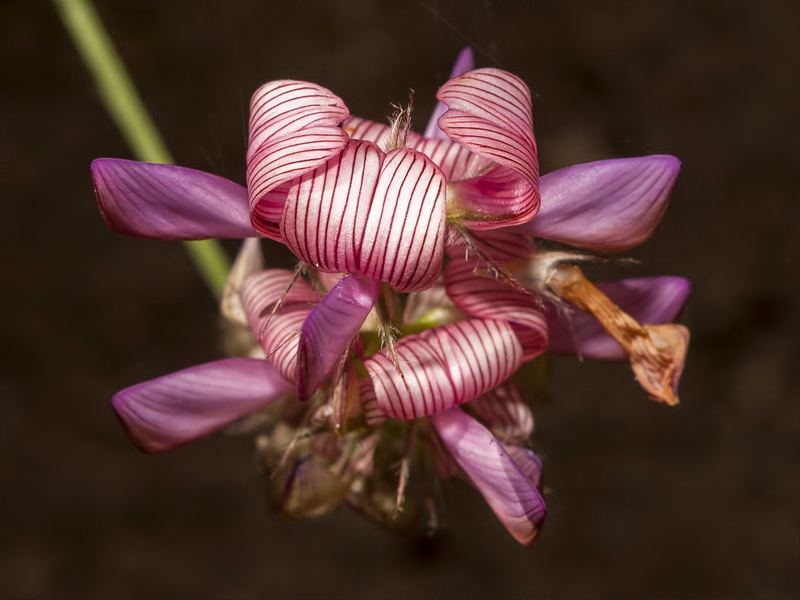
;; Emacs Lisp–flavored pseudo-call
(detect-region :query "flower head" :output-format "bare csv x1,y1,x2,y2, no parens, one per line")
93,48,690,545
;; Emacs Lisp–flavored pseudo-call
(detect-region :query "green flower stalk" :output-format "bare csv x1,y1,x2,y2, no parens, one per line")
54,0,229,296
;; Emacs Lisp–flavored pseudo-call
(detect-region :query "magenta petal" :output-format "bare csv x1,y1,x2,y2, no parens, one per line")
431,408,546,545
247,80,350,237
445,258,547,359
503,445,543,490
112,358,291,452
424,46,475,140
365,319,523,419
437,69,539,228
546,276,692,359
92,159,257,239
297,276,380,401
519,156,681,251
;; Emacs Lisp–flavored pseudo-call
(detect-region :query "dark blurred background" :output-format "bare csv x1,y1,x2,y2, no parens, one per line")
1,1,797,598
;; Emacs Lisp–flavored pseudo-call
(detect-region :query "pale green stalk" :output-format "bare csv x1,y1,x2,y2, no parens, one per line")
54,0,230,296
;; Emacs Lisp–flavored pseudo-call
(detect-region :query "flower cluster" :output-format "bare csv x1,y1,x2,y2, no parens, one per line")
92,48,690,544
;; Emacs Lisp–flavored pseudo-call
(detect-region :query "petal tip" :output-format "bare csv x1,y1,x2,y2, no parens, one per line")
111,389,169,453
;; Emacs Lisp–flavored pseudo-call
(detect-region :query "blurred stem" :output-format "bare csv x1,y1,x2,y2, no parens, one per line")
53,0,229,297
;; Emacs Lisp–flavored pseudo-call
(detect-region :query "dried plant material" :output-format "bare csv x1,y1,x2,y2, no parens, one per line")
546,263,688,405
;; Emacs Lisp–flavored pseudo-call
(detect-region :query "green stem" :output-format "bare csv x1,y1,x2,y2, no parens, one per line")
54,0,229,296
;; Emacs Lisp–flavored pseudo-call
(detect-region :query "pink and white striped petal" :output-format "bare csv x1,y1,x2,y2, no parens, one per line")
246,80,350,237
424,46,475,140
546,276,691,360
282,142,447,292
468,381,534,444
365,319,523,420
445,258,547,359
343,116,423,149
240,269,321,381
343,116,391,146
413,136,485,181
282,140,381,274
359,148,447,291
92,159,257,240
437,69,539,228
431,407,546,545
445,227,536,263
297,276,380,401
359,378,386,428
516,156,681,252
112,358,291,453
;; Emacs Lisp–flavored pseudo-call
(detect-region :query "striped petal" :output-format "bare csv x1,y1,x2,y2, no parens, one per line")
343,116,423,149
343,116,391,146
445,227,536,262
445,258,547,359
437,69,539,228
424,46,475,140
413,136,485,181
359,147,447,291
365,319,523,420
468,381,534,444
546,276,691,359
517,156,681,252
112,358,291,452
360,378,386,428
431,407,546,545
282,141,447,292
297,276,380,401
282,140,380,274
92,159,257,239
240,269,321,380
246,81,350,239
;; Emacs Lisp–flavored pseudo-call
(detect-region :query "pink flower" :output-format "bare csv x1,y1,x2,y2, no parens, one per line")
91,50,689,396
92,48,690,544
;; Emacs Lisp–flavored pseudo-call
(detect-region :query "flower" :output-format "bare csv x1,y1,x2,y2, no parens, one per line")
93,47,690,545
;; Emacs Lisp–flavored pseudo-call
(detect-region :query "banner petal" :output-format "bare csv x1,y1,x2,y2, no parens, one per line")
247,80,350,237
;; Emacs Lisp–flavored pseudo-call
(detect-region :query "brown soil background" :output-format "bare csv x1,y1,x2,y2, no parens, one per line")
1,1,797,598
